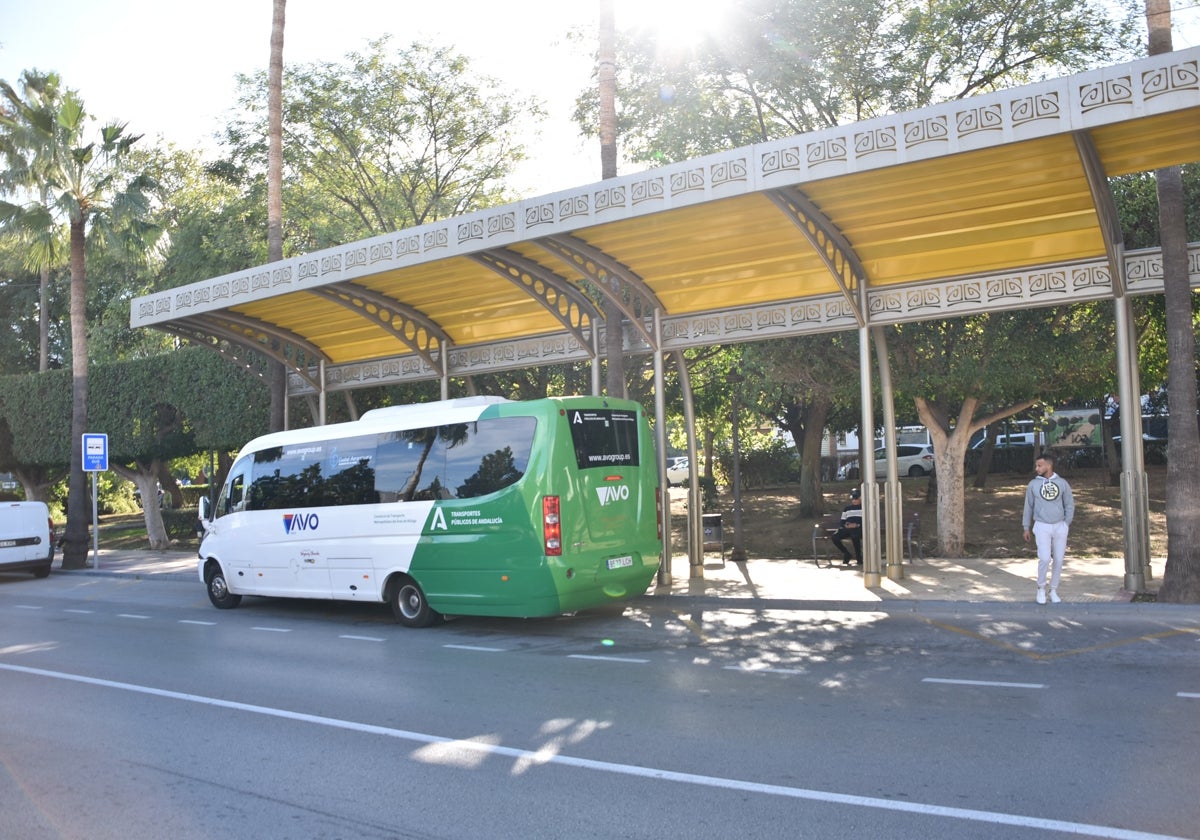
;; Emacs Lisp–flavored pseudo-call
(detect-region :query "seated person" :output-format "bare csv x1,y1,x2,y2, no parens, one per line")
831,487,863,566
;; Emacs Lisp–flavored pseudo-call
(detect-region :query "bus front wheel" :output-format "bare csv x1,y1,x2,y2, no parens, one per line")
389,576,439,628
205,563,242,610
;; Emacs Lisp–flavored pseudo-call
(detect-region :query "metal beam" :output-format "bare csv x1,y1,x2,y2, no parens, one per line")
766,186,870,327
1073,131,1127,297
161,318,323,393
537,233,665,350
308,283,449,370
467,248,602,356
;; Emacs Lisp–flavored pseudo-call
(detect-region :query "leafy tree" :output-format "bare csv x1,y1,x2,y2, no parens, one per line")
0,349,268,548
570,0,1146,557
0,367,71,500
744,334,861,515
89,350,270,552
887,306,1117,555
1,71,162,567
574,0,1136,166
222,37,541,249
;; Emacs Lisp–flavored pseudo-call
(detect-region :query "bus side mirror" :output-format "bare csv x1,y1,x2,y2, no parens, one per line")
198,496,211,521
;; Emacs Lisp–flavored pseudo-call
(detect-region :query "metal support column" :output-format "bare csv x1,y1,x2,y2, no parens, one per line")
873,326,904,581
318,360,327,425
440,349,450,401
858,326,881,587
653,310,672,583
674,351,703,578
1115,295,1151,590
592,329,601,397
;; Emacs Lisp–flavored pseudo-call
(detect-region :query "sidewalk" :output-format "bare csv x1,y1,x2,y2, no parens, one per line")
51,546,1161,608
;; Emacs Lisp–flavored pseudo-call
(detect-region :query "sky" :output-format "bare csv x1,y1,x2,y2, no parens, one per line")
0,0,607,196
2,0,1198,199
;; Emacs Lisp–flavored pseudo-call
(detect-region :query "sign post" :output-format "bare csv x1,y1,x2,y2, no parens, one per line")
82,434,108,569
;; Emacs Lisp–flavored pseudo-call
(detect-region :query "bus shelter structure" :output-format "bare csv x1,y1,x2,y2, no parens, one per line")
132,47,1200,591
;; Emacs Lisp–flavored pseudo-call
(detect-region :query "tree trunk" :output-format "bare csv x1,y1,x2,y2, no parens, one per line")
38,263,50,372
113,462,171,550
914,398,975,556
14,466,56,504
1146,1,1200,602
786,398,831,516
61,218,90,569
268,0,288,430
970,423,997,489
598,0,626,398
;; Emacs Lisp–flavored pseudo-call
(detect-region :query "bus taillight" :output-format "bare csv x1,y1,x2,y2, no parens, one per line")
655,488,663,540
543,496,562,556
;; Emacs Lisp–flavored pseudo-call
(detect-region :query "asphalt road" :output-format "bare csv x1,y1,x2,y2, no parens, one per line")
2,573,1198,840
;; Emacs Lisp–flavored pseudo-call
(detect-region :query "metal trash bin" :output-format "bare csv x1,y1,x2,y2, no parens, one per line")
702,513,724,556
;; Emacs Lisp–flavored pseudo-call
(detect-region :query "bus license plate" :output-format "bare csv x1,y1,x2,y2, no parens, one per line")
606,555,633,570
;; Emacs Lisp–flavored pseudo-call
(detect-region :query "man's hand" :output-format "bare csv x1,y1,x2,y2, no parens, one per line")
1023,529,1031,542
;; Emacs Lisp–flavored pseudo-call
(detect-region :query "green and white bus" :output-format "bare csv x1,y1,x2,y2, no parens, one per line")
197,396,662,626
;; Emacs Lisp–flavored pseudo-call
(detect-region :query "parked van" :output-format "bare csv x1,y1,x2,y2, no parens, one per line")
0,501,55,578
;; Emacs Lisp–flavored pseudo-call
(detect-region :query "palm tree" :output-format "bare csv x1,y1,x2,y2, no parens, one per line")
0,72,67,372
0,70,159,568
599,0,626,398
267,0,288,431
1145,1,1200,602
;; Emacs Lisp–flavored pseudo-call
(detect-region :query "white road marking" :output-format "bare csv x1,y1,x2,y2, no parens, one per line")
923,677,1045,689
251,626,291,633
567,654,649,664
64,609,94,614
118,614,151,620
444,644,507,652
0,662,1186,840
1178,692,1200,699
339,634,385,642
179,620,217,626
724,665,806,675
14,605,42,610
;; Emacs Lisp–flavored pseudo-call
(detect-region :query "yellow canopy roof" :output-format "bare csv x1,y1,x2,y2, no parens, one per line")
132,48,1200,391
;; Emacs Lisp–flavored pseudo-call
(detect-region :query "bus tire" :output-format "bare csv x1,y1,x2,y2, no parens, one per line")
205,562,242,610
389,576,438,628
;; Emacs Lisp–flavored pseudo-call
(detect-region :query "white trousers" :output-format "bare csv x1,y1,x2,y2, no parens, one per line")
1033,520,1069,590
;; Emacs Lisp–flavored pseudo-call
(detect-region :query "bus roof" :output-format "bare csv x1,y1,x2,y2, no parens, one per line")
237,396,513,456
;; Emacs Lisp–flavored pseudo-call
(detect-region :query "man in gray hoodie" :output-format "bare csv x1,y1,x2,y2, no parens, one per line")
1022,451,1075,604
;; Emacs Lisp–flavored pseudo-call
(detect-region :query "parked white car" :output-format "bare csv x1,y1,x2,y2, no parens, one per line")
0,501,55,578
838,444,936,479
666,457,690,486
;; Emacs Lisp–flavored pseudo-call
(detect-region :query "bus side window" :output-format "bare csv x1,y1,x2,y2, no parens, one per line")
228,474,246,513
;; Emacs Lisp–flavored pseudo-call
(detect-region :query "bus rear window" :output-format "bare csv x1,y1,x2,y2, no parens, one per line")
568,408,641,470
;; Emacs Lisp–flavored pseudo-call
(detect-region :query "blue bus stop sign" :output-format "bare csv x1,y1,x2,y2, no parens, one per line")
83,433,108,472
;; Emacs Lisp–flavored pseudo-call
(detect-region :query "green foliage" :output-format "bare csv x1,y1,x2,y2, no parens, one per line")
576,0,1137,166
0,347,268,474
886,306,1116,434
0,367,72,466
1111,163,1200,249
222,37,541,247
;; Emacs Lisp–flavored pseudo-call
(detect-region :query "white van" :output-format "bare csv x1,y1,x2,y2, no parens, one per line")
0,501,55,578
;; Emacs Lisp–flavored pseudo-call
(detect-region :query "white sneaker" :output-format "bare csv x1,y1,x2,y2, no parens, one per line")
1036,587,1047,604
1049,589,1061,603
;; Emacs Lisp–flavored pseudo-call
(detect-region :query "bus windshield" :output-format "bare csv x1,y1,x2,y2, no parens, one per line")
567,408,641,469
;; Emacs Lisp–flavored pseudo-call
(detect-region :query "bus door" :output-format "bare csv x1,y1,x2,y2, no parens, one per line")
565,407,647,549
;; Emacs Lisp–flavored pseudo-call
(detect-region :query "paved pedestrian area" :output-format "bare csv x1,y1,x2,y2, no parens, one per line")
47,545,1158,607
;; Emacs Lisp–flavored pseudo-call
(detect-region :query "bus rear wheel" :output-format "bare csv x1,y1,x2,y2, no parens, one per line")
205,563,242,609
389,576,439,628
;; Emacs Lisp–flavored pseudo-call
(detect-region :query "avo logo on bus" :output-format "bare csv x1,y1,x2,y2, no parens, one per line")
595,485,630,506
282,512,320,534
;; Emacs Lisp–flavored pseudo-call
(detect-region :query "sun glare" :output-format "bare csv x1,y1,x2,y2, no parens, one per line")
615,0,733,51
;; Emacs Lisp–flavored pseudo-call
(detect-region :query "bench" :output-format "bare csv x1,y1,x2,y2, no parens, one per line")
811,510,923,568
